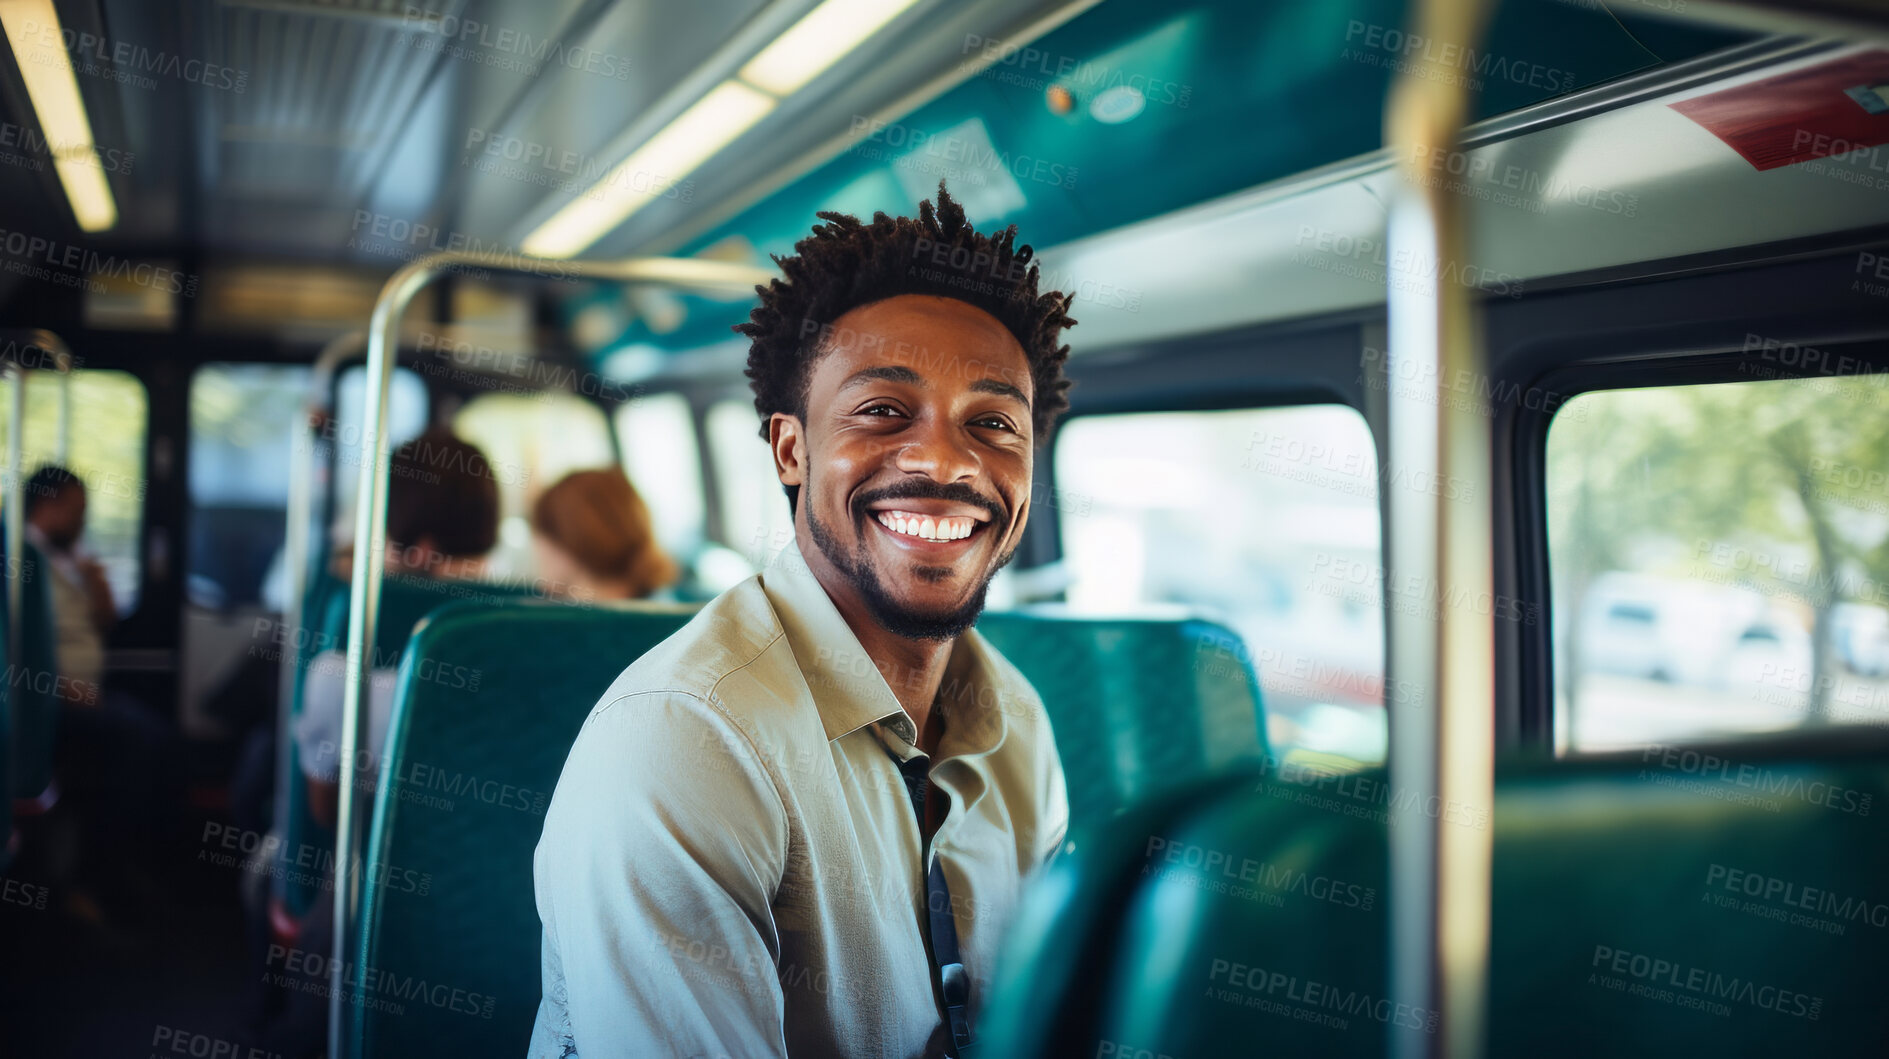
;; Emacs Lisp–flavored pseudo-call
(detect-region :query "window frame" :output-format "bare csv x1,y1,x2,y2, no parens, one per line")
1519,338,1889,757
5,365,153,617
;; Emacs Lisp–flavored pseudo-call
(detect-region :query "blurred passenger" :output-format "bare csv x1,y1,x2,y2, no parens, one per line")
529,468,678,602
293,428,499,828
267,428,499,1057
23,464,113,704
24,466,181,926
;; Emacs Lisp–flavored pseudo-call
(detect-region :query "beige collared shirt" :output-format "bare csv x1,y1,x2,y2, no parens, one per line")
530,543,1068,1058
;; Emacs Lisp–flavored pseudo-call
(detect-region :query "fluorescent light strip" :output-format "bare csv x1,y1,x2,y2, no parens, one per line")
739,0,927,96
522,0,933,258
0,0,117,231
523,80,775,259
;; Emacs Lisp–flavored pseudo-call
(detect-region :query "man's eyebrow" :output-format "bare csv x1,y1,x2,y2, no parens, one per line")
970,377,1030,407
838,365,922,390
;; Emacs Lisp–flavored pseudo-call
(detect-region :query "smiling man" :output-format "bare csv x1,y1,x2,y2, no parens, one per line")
531,186,1077,1059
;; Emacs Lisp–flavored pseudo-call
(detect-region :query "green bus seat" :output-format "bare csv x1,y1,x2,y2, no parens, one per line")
0,566,11,870
344,599,698,1059
270,572,344,914
982,733,1889,1056
974,612,1268,840
275,574,538,921
4,542,63,799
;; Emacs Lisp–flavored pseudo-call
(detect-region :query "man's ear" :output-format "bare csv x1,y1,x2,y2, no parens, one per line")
769,412,806,490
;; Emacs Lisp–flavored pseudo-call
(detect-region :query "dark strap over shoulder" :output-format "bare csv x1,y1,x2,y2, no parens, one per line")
893,751,974,1057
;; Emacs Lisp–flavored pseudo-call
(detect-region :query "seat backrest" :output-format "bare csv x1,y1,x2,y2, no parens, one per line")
982,734,1889,1057
4,542,63,798
974,612,1268,839
0,565,11,868
345,599,698,1059
270,572,343,911
276,574,538,918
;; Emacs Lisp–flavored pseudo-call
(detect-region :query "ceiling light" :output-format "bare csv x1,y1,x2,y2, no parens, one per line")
522,79,775,259
738,0,927,96
0,0,117,231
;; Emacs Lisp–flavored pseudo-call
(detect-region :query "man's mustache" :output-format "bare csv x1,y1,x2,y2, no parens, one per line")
852,481,1008,536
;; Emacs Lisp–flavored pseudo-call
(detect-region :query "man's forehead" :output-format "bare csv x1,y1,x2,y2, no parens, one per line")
813,294,1030,391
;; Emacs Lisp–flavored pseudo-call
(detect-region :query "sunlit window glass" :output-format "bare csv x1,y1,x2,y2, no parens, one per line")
1054,405,1385,765
616,393,706,564
707,399,793,569
187,363,311,610
1547,374,1889,752
453,392,614,578
0,368,147,614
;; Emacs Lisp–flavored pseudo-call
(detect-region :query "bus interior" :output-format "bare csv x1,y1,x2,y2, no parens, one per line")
2,0,1888,1055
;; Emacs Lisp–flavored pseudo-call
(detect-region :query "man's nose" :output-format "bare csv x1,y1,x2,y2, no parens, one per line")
891,416,978,483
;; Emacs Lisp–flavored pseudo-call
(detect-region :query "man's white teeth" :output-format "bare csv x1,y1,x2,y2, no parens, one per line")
876,511,975,541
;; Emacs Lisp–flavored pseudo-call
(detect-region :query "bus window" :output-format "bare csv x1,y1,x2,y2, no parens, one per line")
0,369,148,614
332,364,427,545
453,392,614,579
1548,374,1889,752
616,392,706,566
187,363,311,610
707,398,793,570
1054,405,1384,765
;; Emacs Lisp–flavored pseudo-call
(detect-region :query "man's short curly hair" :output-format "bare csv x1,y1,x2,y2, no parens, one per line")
735,183,1076,451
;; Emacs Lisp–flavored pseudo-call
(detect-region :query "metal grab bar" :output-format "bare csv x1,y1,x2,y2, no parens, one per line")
1380,0,1495,1056
0,330,76,790
328,252,772,1049
268,330,365,896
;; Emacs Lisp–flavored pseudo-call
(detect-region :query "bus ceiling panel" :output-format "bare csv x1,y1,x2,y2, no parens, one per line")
500,0,1098,261
612,0,1751,358
196,0,602,259
984,41,1889,356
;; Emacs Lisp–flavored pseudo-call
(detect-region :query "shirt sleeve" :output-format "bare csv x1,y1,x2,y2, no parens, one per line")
294,651,398,783
533,690,791,1059
295,651,346,782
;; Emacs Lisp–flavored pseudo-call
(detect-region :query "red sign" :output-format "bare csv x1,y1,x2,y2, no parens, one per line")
1670,51,1889,170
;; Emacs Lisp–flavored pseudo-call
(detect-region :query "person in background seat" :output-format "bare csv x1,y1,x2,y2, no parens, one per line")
265,427,502,1057
22,464,114,706
23,465,181,928
529,468,678,603
293,426,501,828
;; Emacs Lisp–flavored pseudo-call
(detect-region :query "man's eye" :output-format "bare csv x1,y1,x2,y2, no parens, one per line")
860,403,904,417
973,416,1015,432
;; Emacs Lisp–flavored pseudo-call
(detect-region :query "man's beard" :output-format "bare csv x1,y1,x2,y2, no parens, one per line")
803,473,1014,642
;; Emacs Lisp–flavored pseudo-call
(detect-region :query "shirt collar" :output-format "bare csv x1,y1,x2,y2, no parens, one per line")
761,542,907,744
759,541,1016,763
